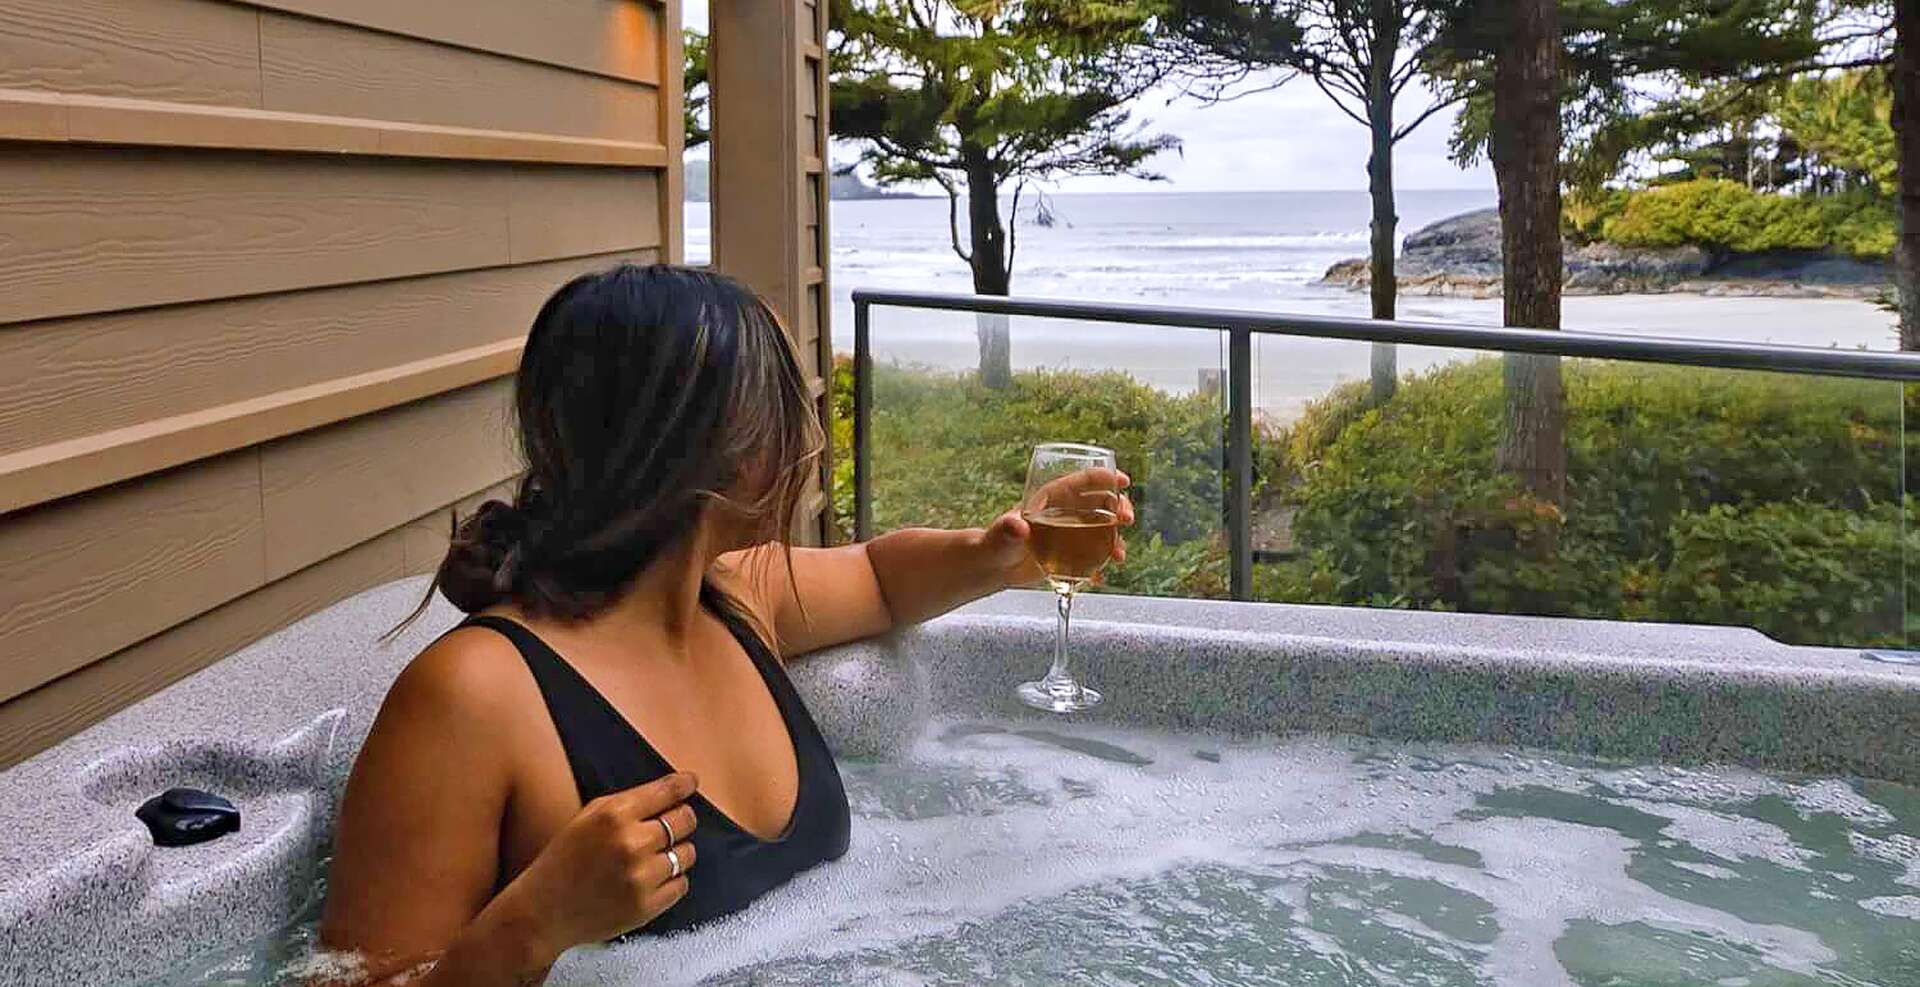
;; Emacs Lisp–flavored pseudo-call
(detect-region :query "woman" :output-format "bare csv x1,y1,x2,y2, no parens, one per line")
320,264,1129,985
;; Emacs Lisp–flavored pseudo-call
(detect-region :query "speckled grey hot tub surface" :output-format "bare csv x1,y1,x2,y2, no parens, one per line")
1,576,1915,986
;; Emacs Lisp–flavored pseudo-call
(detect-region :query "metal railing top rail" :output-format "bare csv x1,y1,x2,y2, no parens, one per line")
851,288,1920,382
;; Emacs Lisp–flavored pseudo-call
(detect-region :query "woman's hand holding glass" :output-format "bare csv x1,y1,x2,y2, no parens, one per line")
979,467,1134,590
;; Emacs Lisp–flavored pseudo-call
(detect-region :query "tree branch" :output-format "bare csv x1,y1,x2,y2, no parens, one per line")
1393,93,1466,142
1006,180,1026,271
872,133,959,173
1311,72,1373,128
937,175,971,264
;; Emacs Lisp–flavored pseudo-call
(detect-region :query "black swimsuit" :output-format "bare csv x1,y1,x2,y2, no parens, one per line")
460,588,851,936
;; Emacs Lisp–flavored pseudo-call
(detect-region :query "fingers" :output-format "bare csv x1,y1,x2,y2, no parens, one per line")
641,803,698,853
643,875,691,919
1034,469,1137,518
600,771,697,820
1042,467,1130,499
644,836,698,887
984,508,1032,548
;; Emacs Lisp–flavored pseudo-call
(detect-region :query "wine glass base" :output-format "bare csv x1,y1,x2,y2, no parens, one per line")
1015,680,1103,713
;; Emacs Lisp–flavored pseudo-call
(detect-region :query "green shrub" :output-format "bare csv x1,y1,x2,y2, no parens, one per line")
859,360,1223,544
1101,534,1227,599
1600,179,1895,259
1564,188,1632,244
1655,500,1911,645
1266,356,1903,643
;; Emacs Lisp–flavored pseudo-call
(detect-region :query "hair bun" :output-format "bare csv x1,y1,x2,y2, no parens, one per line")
436,499,528,613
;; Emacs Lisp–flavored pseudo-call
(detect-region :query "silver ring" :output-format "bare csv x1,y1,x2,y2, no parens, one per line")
659,815,677,845
664,846,683,879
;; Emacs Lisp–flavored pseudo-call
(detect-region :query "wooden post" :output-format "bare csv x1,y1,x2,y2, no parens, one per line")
709,0,834,544
658,0,686,265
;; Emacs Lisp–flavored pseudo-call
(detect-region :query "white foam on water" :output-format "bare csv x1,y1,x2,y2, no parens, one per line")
1848,830,1920,889
1671,860,1743,881
1612,798,1817,872
1858,896,1920,920
1155,232,1372,249
540,719,1908,987
147,718,1913,986
1789,779,1900,826
269,948,367,985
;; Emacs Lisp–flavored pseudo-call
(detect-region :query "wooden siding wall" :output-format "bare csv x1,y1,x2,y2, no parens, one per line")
0,0,679,767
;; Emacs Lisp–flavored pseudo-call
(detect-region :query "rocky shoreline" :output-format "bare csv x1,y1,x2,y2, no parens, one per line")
1322,208,1891,300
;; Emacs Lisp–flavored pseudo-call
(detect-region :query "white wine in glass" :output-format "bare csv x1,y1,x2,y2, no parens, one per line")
1016,443,1122,713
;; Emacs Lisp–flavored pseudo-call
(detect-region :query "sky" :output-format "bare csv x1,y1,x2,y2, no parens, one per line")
682,1,1495,194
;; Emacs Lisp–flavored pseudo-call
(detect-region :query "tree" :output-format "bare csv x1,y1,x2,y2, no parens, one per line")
1487,0,1567,506
1441,1,1877,196
684,28,710,150
1896,1,1918,349
1161,0,1464,403
1431,0,1894,507
1777,70,1895,194
831,0,1178,387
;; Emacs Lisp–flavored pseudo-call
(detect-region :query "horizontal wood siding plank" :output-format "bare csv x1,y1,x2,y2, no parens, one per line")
0,253,655,458
260,12,660,143
400,478,519,577
0,88,671,167
260,380,520,580
0,0,262,107
0,340,523,515
509,167,663,261
233,0,661,85
0,147,513,326
0,452,265,702
0,88,68,141
0,523,406,769
371,118,667,166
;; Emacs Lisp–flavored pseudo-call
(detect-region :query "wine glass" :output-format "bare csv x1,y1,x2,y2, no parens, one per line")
1015,442,1123,713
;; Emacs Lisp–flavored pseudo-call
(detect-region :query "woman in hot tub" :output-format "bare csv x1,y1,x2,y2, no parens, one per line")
320,264,1130,985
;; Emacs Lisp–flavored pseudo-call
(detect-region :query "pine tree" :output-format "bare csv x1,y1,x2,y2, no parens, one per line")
831,0,1177,387
1159,0,1465,403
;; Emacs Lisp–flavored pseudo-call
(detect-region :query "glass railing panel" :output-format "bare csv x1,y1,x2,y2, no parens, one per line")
848,304,1228,598
853,297,1911,648
1253,337,1909,648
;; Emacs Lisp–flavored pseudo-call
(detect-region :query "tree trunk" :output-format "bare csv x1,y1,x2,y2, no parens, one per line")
963,144,1013,388
1896,0,1920,351
1490,0,1566,507
1365,0,1400,404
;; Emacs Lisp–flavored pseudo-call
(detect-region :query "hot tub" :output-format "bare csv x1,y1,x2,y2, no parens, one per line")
1,577,1915,985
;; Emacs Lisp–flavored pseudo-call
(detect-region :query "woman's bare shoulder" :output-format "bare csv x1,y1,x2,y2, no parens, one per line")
378,623,534,729
707,548,787,624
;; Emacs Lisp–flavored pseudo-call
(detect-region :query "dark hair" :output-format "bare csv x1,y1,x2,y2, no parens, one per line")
391,264,821,634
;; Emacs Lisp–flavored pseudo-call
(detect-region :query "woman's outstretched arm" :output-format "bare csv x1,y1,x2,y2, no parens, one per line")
719,469,1131,658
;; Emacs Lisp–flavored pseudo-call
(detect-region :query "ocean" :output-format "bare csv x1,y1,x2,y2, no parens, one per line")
686,190,1899,421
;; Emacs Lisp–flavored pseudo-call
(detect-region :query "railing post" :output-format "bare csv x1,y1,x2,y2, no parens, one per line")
853,297,873,542
1228,324,1253,600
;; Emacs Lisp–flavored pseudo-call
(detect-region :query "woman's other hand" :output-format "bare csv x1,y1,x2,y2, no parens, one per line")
491,772,700,960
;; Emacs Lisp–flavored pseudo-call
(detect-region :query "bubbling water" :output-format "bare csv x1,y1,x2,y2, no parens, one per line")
152,719,1919,986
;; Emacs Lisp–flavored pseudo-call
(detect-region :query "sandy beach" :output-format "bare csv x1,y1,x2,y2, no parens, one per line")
690,193,1899,423
852,290,1897,423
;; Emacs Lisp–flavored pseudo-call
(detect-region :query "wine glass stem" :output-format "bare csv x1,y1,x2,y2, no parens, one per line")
1045,589,1077,694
